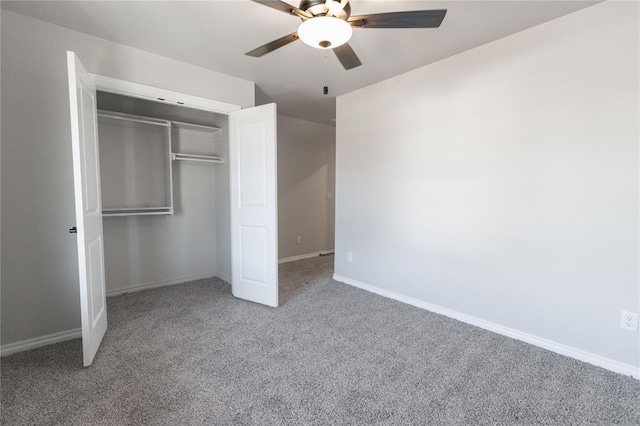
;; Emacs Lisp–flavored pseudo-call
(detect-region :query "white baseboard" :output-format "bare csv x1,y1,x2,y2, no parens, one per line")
2,273,230,357
106,271,218,297
279,250,334,264
333,274,640,380
1,328,82,357
216,272,231,284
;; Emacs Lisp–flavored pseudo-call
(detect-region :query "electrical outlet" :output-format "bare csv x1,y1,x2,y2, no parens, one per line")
620,311,638,332
327,192,333,200
296,236,302,244
347,252,353,262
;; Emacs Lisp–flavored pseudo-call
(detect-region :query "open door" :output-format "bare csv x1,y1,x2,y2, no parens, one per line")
67,51,107,366
229,103,278,307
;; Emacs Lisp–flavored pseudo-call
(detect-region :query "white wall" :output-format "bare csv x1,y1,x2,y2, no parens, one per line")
0,10,254,346
335,1,639,370
277,115,335,260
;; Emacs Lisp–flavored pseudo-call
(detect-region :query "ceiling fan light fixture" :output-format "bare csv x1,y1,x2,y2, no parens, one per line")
298,16,353,49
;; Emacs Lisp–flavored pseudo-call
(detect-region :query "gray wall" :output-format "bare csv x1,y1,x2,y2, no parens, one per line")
1,10,254,345
277,115,335,260
335,2,639,368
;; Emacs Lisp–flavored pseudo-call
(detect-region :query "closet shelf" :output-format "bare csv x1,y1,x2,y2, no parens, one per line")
102,206,173,217
172,121,221,136
171,153,224,164
98,110,171,128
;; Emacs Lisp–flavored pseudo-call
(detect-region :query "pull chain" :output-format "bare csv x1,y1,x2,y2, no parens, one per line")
323,54,329,95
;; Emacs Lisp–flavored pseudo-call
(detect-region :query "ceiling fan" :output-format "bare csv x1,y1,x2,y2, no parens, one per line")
245,0,447,70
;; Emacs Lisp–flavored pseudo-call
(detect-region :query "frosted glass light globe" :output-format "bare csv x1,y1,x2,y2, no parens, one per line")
298,17,353,49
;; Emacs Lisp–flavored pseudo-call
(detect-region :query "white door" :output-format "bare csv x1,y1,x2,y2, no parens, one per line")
229,103,279,307
67,51,107,366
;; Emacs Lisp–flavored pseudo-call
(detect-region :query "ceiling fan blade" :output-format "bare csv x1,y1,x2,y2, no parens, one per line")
333,43,361,70
349,10,447,29
245,32,299,57
251,0,312,19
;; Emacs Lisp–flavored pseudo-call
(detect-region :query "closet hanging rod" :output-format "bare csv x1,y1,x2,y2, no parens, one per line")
171,153,224,164
172,121,221,134
97,110,171,128
173,157,224,164
102,206,172,212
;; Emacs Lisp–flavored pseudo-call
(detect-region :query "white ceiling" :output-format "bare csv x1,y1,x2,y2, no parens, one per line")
2,0,597,125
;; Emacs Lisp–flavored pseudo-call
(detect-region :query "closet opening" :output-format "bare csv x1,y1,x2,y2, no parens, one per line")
69,52,278,365
95,91,232,297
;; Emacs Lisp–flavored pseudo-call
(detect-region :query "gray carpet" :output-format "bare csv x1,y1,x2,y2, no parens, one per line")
2,255,639,425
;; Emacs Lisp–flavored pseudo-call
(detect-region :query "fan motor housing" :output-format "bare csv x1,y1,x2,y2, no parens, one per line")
299,0,351,20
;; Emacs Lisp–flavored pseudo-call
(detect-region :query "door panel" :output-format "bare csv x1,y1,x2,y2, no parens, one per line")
67,51,107,366
240,225,268,283
230,104,278,307
88,237,106,327
238,120,267,207
80,88,101,214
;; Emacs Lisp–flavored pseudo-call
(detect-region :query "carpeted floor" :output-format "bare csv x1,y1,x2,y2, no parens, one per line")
2,255,639,425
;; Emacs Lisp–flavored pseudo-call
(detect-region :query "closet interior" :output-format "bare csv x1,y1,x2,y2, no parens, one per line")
96,92,231,296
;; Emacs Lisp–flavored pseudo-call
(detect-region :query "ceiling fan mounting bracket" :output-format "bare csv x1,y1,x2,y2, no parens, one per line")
299,0,351,20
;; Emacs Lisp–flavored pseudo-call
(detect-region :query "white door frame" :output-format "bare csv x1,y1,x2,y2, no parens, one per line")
90,74,242,116
90,73,243,283
89,74,280,301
